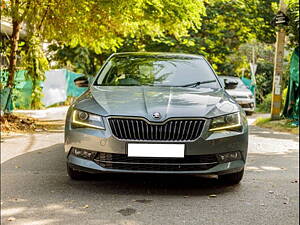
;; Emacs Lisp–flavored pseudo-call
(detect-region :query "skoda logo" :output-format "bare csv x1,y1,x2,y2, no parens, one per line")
152,112,161,119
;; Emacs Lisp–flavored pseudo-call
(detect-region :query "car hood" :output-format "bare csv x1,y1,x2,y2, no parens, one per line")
74,86,240,121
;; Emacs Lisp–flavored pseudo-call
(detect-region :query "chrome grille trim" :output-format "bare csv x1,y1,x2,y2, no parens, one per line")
108,117,206,142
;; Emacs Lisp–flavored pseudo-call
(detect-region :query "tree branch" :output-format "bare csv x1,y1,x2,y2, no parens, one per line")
37,0,52,31
20,0,32,21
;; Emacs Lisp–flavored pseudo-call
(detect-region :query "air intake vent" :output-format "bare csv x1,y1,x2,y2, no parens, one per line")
94,152,218,171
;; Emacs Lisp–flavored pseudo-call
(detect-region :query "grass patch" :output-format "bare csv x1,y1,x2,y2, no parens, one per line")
254,117,299,134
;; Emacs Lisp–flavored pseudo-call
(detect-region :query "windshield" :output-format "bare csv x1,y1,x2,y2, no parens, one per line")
95,56,220,88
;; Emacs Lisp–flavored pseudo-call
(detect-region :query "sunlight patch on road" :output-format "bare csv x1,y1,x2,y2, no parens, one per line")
246,166,264,172
246,165,286,172
16,219,58,225
1,207,26,216
260,166,285,171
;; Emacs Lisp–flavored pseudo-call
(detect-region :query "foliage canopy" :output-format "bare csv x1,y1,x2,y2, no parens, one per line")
2,0,299,110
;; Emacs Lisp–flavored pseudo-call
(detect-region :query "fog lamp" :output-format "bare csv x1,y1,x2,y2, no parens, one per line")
71,148,97,160
217,151,242,163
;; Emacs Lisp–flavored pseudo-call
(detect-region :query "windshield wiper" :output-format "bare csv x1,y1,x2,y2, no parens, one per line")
180,80,217,88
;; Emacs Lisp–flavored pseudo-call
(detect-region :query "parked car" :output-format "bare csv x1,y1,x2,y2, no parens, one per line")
219,76,255,115
65,52,248,185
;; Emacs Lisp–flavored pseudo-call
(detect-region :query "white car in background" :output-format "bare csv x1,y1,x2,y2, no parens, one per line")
219,76,255,115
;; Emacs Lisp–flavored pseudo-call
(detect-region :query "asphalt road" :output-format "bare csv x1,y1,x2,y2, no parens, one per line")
1,119,299,225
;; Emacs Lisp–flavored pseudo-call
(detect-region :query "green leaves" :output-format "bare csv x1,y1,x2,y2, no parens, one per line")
286,0,299,48
36,0,206,53
4,0,206,54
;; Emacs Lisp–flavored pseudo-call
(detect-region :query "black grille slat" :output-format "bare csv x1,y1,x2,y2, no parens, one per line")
108,118,204,141
189,121,197,140
159,125,163,140
126,120,131,139
137,121,145,139
131,120,136,140
110,120,117,136
185,121,193,140
163,122,168,140
116,119,123,139
145,122,149,140
166,121,170,140
120,120,127,139
134,120,139,140
97,153,217,163
190,121,197,140
172,121,177,140
193,121,202,140
180,121,187,141
177,121,183,140
149,125,152,140
99,163,216,171
95,152,218,171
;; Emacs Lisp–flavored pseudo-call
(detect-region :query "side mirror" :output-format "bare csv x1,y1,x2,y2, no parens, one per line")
224,79,238,89
74,76,88,87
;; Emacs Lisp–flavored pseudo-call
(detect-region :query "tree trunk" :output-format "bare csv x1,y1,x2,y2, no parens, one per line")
6,20,21,88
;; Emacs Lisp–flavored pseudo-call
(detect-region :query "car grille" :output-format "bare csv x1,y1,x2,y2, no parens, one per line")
108,118,205,141
240,103,253,108
94,152,218,171
234,95,248,99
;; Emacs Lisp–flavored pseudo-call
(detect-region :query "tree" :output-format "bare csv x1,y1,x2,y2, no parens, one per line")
116,0,279,76
2,0,206,109
2,0,50,88
49,0,280,76
286,0,299,48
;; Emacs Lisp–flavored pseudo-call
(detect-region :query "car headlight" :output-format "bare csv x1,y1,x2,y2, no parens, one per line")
72,109,105,129
209,112,242,132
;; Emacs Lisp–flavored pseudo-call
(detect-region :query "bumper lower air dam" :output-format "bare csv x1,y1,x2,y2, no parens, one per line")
67,154,245,175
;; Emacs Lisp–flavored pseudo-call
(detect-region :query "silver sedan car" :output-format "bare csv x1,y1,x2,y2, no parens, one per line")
65,52,248,185
219,76,255,115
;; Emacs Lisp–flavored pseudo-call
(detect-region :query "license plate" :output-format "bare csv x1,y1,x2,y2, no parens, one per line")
128,144,184,158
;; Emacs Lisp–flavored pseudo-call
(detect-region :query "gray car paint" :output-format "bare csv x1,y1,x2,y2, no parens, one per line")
64,52,248,175
75,86,240,121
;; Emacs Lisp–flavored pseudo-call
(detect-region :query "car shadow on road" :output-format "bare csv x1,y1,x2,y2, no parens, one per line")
2,144,242,198
2,143,299,225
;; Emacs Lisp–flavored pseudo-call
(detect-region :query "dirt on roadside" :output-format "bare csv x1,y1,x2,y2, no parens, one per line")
0,113,64,134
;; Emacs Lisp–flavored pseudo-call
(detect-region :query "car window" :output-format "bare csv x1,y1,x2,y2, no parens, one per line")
95,56,221,88
235,79,247,89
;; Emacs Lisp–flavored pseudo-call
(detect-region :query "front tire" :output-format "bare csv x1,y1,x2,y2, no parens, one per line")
218,169,244,185
67,163,87,180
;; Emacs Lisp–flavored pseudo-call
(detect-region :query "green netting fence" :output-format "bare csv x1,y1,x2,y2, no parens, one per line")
282,47,299,121
0,69,87,112
1,70,33,111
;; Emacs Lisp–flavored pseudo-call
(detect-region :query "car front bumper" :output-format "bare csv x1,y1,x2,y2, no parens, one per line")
235,99,255,112
67,154,245,175
64,113,248,175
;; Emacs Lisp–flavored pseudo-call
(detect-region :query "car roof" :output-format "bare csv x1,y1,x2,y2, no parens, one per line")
111,52,204,59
